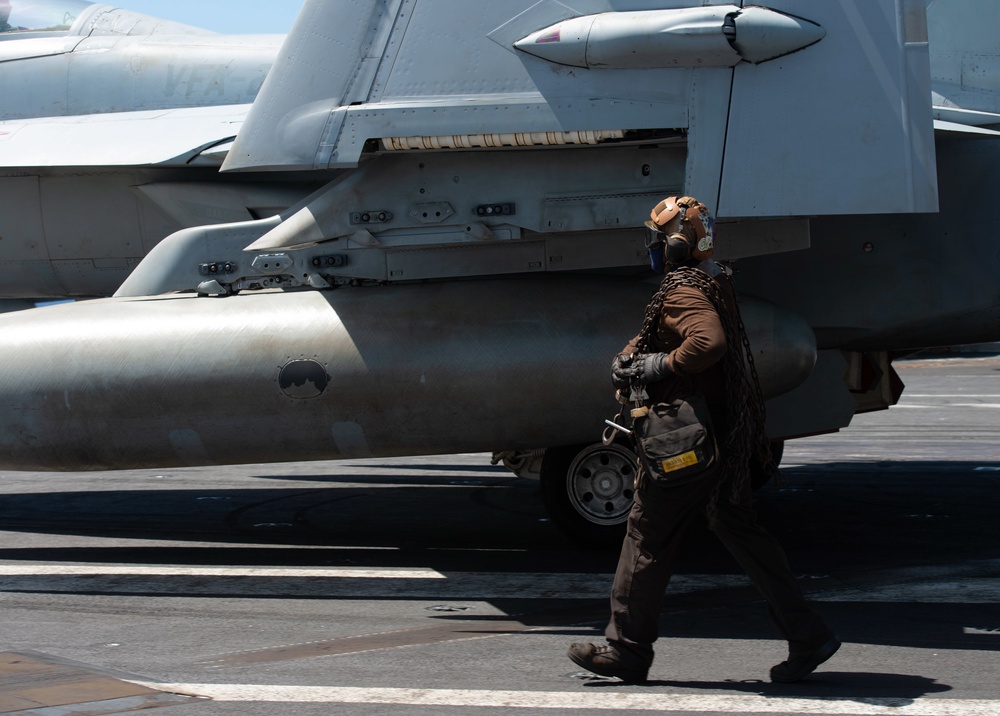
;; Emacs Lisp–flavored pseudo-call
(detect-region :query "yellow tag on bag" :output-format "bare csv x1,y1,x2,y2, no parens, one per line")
659,450,701,473
635,395,717,483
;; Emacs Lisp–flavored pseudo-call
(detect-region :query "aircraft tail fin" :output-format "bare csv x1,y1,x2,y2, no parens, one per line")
222,0,394,172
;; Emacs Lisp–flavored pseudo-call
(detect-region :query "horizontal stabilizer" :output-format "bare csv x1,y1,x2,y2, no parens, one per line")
932,105,1000,127
933,120,1000,137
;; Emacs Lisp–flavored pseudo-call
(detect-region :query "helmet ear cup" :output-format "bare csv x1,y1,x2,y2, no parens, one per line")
665,233,692,264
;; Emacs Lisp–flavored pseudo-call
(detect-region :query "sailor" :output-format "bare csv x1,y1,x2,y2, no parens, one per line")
567,196,839,683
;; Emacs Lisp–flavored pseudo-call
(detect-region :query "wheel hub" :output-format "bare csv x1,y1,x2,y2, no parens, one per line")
565,444,636,525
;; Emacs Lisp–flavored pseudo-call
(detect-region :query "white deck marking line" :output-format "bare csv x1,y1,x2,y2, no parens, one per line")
892,404,1000,409
133,684,999,714
814,578,1000,604
4,567,998,602
0,565,754,599
0,565,445,579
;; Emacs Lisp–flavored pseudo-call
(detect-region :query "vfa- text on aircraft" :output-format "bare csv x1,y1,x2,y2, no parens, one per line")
0,0,996,545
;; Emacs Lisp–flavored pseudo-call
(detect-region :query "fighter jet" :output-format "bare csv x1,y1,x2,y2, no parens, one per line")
0,0,318,304
0,0,996,545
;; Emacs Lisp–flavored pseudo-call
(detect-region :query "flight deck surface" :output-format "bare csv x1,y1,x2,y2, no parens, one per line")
0,356,997,715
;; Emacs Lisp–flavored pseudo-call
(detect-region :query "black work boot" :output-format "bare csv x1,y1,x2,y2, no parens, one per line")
770,636,841,683
567,642,650,683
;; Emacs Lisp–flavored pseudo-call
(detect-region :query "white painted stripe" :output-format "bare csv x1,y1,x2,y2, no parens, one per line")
904,395,1000,398
0,564,445,579
0,564,746,599
134,684,999,715
893,403,1000,408
814,578,1000,604
5,567,996,603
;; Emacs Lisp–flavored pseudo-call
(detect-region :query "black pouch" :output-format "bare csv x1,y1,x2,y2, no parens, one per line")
634,395,718,484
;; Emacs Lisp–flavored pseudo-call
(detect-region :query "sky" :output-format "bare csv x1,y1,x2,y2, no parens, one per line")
114,0,303,34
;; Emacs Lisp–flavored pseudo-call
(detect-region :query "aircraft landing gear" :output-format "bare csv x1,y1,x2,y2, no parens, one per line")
540,437,783,546
540,442,636,548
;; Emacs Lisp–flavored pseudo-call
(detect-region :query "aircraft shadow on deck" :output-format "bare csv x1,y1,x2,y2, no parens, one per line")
0,460,996,658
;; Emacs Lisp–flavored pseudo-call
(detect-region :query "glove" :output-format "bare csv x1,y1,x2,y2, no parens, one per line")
611,353,633,390
613,352,672,387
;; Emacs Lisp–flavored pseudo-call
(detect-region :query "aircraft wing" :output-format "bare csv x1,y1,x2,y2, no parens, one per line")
222,0,938,218
0,105,251,167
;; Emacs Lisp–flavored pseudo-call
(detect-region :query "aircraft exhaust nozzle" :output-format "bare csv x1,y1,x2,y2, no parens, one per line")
0,278,815,471
514,5,824,69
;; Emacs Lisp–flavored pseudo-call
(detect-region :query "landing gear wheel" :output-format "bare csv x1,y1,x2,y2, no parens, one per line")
540,442,637,548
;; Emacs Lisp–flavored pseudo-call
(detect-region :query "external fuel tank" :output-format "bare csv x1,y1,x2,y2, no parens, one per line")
0,276,815,471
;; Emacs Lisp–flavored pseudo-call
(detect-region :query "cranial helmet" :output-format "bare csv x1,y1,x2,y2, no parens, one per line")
644,195,716,265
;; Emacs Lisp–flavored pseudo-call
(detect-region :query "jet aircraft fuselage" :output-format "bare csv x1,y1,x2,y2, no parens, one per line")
0,0,997,546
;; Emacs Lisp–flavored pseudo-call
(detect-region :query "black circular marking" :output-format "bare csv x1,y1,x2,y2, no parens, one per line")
279,360,329,399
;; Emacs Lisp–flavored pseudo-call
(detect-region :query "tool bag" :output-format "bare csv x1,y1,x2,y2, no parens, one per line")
633,394,718,485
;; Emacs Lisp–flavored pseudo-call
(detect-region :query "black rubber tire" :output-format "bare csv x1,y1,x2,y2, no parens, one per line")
539,442,636,549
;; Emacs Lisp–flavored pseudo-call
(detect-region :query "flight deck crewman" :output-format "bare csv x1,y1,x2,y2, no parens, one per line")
567,196,840,684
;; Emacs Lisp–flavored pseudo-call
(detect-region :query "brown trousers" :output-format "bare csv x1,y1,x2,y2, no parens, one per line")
605,461,831,663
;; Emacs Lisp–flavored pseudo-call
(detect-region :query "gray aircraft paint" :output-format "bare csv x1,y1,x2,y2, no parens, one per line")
0,1,312,299
0,279,814,470
0,0,997,536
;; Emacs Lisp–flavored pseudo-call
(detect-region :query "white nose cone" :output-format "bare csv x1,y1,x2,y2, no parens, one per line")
731,6,826,64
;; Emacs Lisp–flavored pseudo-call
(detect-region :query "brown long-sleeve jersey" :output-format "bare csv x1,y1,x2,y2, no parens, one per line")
621,281,735,409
